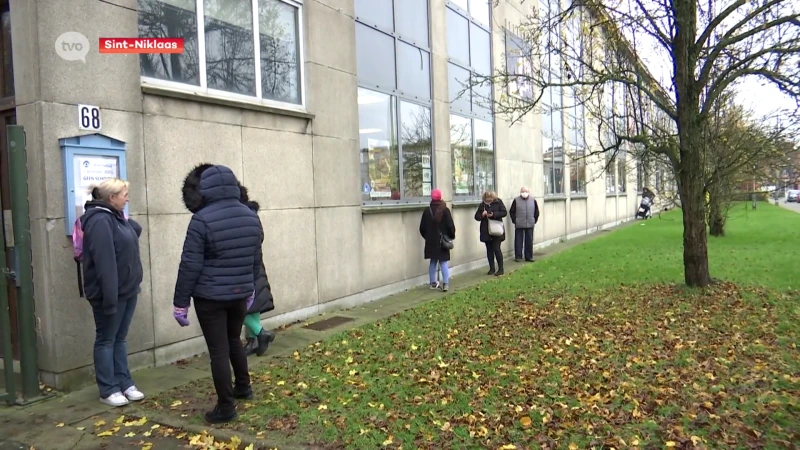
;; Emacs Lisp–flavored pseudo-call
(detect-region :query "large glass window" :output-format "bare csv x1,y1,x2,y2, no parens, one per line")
359,89,399,201
565,9,586,194
451,114,474,196
505,30,534,101
541,0,564,196
356,0,433,203
138,0,304,107
447,1,495,198
451,115,494,197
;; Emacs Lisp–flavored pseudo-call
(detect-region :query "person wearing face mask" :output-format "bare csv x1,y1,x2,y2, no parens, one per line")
509,186,539,262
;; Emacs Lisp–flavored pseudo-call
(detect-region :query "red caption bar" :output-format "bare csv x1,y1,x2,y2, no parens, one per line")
99,38,184,54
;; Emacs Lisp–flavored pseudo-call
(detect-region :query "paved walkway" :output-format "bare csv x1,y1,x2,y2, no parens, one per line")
778,199,800,214
0,221,636,449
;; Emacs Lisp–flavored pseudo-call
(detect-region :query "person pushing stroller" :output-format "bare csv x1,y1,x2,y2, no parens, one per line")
636,188,655,219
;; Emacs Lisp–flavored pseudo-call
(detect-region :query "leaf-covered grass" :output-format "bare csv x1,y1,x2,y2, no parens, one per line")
146,204,800,449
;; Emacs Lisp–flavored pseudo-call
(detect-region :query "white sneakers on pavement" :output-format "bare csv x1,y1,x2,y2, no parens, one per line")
99,386,145,407
124,386,145,401
100,392,129,407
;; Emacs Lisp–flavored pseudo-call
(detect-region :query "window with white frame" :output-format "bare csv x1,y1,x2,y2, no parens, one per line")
138,0,305,108
355,0,433,203
541,0,564,196
447,0,495,198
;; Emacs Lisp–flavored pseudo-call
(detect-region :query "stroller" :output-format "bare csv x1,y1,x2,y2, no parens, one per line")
636,190,655,219
636,196,653,219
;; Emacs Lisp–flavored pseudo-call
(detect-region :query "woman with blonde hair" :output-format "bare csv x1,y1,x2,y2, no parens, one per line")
474,191,507,276
79,177,144,407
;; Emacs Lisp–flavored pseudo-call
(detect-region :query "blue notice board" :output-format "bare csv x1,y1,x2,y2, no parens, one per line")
59,133,128,235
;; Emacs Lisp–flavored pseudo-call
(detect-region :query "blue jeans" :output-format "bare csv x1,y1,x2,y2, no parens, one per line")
429,260,450,284
90,295,137,398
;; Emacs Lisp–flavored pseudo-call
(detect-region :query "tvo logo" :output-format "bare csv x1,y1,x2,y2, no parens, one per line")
55,31,90,62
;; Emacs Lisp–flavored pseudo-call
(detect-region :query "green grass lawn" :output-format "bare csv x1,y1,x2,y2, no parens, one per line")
147,204,800,449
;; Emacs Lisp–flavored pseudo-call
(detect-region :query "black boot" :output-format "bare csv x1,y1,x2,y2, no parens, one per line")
255,329,276,357
233,385,253,400
487,267,496,275
243,337,256,356
204,405,237,424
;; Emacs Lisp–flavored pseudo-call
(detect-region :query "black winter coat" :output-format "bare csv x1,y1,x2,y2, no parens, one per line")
474,199,508,242
80,201,144,315
243,198,274,315
173,165,264,308
419,201,456,261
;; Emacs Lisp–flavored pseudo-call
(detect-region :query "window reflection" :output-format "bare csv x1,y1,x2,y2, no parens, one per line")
448,63,471,113
396,0,429,47
259,0,301,104
400,102,432,198
356,24,397,89
358,89,400,201
138,0,200,85
469,0,490,27
397,42,430,100
474,119,494,194
451,114,474,196
446,8,469,64
204,0,256,96
354,0,394,32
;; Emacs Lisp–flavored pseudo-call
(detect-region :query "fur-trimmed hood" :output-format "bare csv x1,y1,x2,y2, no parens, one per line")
182,163,260,213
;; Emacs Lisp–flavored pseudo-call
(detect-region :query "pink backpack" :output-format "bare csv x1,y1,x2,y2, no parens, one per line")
72,212,128,297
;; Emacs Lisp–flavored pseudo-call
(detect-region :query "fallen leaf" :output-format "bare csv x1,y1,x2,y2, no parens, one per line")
55,423,65,428
520,417,532,428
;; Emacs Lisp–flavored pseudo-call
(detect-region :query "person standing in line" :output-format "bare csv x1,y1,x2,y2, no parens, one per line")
509,186,540,262
79,178,145,407
173,164,263,424
419,189,456,291
475,191,508,276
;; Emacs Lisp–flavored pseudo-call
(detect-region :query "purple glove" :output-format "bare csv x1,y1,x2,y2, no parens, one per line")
246,291,255,310
173,306,190,327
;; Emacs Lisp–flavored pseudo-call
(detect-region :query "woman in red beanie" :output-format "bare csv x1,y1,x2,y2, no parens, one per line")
419,189,455,291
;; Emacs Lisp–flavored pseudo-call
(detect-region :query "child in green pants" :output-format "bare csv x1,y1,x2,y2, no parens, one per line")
239,187,276,357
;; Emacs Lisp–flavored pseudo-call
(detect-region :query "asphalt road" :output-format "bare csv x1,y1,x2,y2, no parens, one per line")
778,200,800,213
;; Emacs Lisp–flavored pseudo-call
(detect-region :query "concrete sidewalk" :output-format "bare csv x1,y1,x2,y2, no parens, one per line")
0,220,635,449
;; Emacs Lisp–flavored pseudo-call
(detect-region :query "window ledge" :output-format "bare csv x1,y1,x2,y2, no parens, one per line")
362,203,429,214
570,194,588,200
606,193,619,197
452,199,483,207
142,85,315,121
544,196,567,202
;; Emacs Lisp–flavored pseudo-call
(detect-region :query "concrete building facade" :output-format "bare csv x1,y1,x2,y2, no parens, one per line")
1,0,664,390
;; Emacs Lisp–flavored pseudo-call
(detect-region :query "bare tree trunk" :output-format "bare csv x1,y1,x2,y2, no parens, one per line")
678,144,713,286
674,0,712,288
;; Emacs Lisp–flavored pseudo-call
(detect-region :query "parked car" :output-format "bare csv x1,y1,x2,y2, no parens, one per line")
787,190,799,203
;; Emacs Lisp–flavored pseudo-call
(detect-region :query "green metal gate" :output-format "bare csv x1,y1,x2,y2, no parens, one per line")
0,125,40,405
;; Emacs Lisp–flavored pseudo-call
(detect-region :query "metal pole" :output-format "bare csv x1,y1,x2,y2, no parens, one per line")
7,125,39,400
0,203,16,404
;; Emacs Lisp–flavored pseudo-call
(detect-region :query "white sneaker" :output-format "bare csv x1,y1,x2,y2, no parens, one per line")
123,386,145,401
100,392,129,407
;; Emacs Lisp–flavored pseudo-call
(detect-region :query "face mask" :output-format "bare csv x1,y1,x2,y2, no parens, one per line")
521,192,529,199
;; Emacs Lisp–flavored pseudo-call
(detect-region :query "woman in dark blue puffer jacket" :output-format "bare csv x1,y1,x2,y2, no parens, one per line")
173,163,264,424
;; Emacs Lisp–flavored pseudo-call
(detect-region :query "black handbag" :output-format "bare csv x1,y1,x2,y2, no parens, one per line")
430,206,454,250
